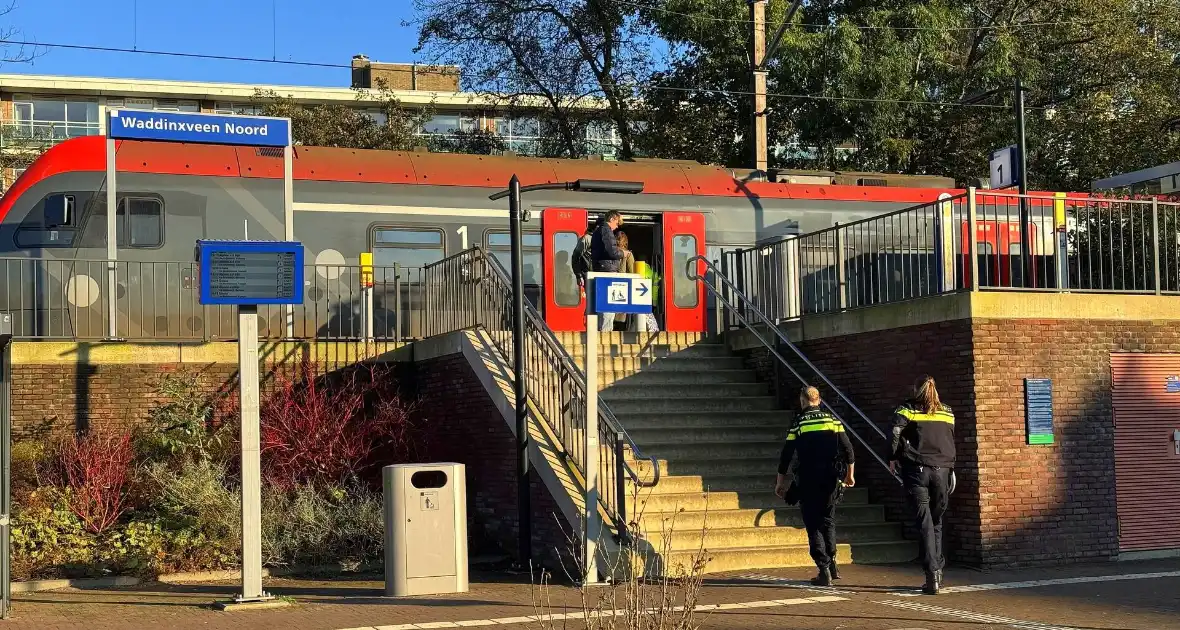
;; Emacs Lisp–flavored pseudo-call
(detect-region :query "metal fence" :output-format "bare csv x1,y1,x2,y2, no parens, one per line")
0,257,426,341
722,190,1180,324
417,247,658,541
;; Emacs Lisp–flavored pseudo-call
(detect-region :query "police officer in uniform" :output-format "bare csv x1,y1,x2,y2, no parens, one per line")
776,386,855,586
889,375,956,595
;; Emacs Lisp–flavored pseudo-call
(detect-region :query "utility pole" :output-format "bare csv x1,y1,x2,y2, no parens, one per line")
1014,76,1032,285
750,0,768,173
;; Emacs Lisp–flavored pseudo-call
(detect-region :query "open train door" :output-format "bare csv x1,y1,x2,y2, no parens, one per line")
542,207,587,332
662,212,707,332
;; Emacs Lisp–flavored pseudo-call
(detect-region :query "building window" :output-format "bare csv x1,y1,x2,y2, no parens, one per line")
585,121,618,158
116,197,164,248
485,230,542,284
10,96,100,143
214,102,264,116
109,98,198,112
493,117,541,154
371,227,446,269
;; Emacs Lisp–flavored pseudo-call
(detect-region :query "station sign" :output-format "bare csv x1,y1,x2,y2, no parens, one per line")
197,240,305,306
587,272,653,315
989,145,1019,189
108,109,291,148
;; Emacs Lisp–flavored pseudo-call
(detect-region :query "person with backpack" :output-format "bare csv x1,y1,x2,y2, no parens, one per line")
572,223,595,297
590,211,625,331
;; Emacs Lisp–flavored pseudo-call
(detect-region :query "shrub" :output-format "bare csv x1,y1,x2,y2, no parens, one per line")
261,483,384,569
137,373,234,467
11,440,49,498
51,431,135,535
260,358,418,489
143,460,241,571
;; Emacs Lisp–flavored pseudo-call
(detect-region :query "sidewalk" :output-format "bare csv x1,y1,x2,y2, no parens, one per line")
6,559,1180,630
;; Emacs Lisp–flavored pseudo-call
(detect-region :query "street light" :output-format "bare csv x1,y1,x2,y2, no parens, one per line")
962,77,1032,284
488,176,643,570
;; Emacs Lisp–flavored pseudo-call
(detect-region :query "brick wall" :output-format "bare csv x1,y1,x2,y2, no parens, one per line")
745,315,1180,568
414,353,575,573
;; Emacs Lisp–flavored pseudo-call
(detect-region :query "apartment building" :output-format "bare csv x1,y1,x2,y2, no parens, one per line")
0,55,620,190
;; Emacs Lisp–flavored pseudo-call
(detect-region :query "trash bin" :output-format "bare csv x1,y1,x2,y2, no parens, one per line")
383,463,469,597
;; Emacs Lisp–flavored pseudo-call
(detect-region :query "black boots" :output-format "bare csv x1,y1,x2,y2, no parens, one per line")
829,561,841,580
922,570,941,595
811,566,833,587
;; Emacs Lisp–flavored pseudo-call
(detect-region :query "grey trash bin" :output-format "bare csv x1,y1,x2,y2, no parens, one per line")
383,463,469,597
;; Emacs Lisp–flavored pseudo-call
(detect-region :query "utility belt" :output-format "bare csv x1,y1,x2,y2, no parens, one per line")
900,461,957,495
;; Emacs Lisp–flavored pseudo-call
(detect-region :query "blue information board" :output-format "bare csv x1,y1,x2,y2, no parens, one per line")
588,273,653,315
1024,378,1054,445
197,240,304,306
109,110,290,147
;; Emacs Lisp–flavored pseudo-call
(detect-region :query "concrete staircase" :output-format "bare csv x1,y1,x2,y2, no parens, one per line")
559,332,916,575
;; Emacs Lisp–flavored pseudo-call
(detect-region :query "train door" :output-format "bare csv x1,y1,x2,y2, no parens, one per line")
542,207,587,332
662,212,707,333
964,221,1038,288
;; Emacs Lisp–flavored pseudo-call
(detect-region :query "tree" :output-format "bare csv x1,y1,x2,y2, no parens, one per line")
427,129,510,155
414,0,649,160
1,1,47,191
640,0,1180,187
252,82,433,151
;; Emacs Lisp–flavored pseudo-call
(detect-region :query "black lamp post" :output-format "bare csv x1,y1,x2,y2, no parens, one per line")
962,77,1033,284
488,177,643,569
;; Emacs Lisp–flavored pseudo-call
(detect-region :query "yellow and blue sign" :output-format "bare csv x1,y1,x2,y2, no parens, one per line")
197,240,304,306
588,273,653,315
109,109,291,148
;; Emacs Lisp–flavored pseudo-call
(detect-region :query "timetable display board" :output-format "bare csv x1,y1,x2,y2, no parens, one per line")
197,241,305,306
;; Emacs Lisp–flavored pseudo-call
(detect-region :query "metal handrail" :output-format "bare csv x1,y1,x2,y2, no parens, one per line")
688,255,901,483
478,249,661,490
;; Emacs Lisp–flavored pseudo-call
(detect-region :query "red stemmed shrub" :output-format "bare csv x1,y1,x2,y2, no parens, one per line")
52,431,135,534
259,358,418,489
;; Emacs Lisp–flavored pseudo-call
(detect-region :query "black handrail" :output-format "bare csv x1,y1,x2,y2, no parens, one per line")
688,255,901,483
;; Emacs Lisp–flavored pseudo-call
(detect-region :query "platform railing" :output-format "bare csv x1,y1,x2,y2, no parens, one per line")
0,257,425,341
419,246,659,542
689,255,901,483
723,190,1180,324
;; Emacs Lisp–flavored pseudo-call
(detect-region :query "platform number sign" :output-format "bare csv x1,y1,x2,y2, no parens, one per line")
990,145,1019,190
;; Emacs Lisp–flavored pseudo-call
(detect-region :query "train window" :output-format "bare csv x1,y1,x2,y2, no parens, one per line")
551,232,580,307
671,234,699,308
116,198,164,248
977,242,994,255
14,193,82,248
485,230,542,284
371,227,446,269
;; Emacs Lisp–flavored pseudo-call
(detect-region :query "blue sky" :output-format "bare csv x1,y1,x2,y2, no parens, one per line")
4,0,421,86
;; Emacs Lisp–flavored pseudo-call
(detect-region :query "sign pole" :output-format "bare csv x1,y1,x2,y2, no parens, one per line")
283,125,295,339
583,309,600,585
105,117,118,340
0,313,12,619
237,304,269,602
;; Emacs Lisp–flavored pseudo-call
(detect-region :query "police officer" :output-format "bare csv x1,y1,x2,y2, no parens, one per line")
775,386,855,586
889,375,956,595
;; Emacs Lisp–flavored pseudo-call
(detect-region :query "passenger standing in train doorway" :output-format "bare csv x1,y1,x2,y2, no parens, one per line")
617,229,660,334
890,376,956,595
591,211,625,331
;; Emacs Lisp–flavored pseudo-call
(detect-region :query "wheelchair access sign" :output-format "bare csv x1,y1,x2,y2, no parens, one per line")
588,272,653,315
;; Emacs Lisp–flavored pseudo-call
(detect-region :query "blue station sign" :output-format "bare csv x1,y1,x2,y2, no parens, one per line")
197,240,305,306
109,109,291,147
588,273,653,315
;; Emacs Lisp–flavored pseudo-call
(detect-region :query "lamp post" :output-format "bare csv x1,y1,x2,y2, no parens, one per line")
488,178,643,570
962,77,1033,284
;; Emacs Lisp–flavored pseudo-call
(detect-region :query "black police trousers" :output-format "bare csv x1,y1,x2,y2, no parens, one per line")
799,480,839,569
902,464,950,575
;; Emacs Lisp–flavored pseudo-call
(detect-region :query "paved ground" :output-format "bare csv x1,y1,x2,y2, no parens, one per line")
6,558,1179,630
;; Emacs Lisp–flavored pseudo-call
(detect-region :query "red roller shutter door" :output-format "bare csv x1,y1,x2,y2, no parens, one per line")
1110,353,1180,552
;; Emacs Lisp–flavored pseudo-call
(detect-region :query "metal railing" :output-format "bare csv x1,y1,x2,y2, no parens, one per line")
0,257,425,341
418,246,659,540
723,190,1180,322
689,255,901,483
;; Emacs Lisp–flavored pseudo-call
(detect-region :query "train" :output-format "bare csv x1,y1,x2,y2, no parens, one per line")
0,135,1040,339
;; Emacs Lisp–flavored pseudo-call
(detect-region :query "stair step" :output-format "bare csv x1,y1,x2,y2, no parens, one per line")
633,440,783,461
627,456,782,479
645,522,905,551
556,332,712,347
641,475,869,505
637,504,887,531
566,344,732,359
610,396,779,414
618,412,787,430
599,356,747,373
600,370,760,387
602,382,770,400
628,424,786,444
654,541,917,575
631,490,822,513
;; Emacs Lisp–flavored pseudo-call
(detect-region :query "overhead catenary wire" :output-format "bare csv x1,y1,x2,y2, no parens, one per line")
0,38,1029,110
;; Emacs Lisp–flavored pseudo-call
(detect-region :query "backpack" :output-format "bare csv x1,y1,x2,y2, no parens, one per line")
572,234,592,282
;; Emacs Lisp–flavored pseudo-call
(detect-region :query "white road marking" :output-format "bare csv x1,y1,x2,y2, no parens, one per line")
876,599,1078,630
336,594,848,630
890,570,1180,597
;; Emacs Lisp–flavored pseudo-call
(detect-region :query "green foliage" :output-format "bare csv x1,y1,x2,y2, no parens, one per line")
253,82,434,152
136,373,233,467
261,483,384,569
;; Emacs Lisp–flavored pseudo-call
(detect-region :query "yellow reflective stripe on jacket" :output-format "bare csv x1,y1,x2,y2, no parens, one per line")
896,407,955,424
796,421,844,434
